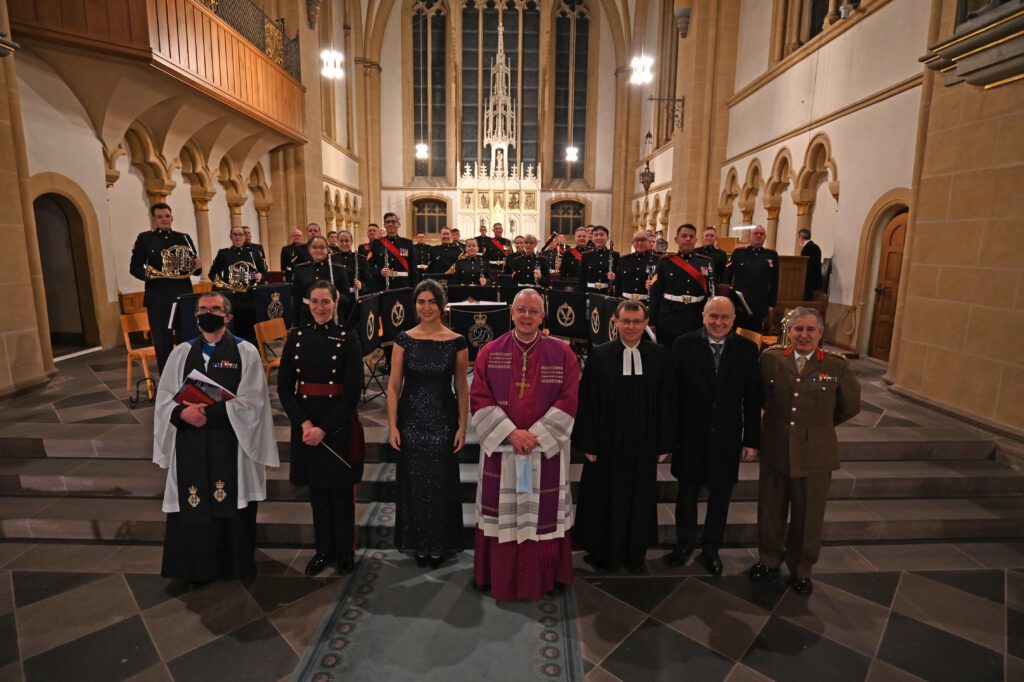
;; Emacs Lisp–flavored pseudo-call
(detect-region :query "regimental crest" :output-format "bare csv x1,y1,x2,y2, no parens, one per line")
608,319,619,342
391,300,406,327
590,306,601,335
267,291,284,319
556,302,575,328
366,310,376,341
468,312,494,348
187,485,200,508
213,480,227,502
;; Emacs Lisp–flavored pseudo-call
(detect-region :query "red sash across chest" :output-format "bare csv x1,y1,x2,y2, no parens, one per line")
381,238,409,270
669,255,708,293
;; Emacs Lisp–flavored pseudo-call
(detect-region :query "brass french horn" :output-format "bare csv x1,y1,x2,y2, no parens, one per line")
145,244,196,280
213,261,260,292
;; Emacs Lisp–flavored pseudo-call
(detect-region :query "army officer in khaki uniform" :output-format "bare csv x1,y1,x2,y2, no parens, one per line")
748,307,860,596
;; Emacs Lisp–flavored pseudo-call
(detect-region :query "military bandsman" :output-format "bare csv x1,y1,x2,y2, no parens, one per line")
722,224,779,333
558,227,590,286
292,236,353,326
506,235,550,287
280,227,311,283
451,239,493,285
578,225,619,294
648,223,715,350
616,229,660,301
371,213,419,289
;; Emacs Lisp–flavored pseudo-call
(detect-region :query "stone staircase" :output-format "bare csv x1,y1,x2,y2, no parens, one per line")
0,352,1022,551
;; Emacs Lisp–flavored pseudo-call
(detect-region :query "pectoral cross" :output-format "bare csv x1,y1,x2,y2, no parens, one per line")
515,377,530,398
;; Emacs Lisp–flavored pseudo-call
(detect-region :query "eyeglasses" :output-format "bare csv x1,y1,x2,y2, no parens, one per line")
616,318,646,326
196,306,226,314
513,306,543,316
384,219,399,224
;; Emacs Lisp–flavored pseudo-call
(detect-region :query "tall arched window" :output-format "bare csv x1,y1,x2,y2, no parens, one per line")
412,198,449,235
461,0,540,170
550,200,584,235
552,0,589,180
413,0,447,177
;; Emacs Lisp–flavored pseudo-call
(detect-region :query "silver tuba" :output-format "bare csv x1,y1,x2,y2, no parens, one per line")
146,244,196,280
214,261,260,292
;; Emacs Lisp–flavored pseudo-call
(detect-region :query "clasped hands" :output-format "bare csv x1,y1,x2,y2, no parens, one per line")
508,429,538,455
181,401,207,427
301,420,326,447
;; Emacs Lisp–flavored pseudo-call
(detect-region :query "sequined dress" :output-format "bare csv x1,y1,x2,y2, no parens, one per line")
394,332,468,555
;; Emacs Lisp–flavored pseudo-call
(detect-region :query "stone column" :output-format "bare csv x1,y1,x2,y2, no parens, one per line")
785,0,803,55
764,202,781,250
191,192,214,277
255,201,276,268
824,0,841,28
145,179,176,205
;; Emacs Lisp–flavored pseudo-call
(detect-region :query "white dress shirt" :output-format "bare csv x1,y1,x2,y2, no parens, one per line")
622,341,643,376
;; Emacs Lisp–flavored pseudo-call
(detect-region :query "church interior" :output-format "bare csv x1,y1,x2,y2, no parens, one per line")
0,0,1022,680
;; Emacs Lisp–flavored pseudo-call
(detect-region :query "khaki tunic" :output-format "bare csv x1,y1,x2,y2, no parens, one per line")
759,346,861,478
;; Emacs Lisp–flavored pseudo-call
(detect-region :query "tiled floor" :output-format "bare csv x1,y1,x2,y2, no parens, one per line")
0,540,1021,681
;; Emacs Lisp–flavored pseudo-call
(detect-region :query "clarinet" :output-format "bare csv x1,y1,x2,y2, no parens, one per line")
607,241,615,296
384,248,392,289
328,254,338,324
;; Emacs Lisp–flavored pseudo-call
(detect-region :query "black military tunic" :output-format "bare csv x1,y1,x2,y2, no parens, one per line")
559,246,588,286
722,246,780,332
332,250,380,296
475,236,507,263
208,245,269,342
277,321,365,559
648,251,715,349
414,243,433,275
506,253,550,287
279,243,310,282
430,243,463,275
247,242,268,271
579,248,620,293
291,258,353,327
453,255,493,285
615,251,660,299
695,244,728,286
129,228,201,370
370,236,419,289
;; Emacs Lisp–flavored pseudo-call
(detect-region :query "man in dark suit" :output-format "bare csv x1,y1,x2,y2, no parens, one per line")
722,224,779,333
666,296,760,574
798,229,823,300
749,307,860,595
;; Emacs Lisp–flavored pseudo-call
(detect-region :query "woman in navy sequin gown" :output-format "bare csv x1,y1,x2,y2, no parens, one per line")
387,279,469,566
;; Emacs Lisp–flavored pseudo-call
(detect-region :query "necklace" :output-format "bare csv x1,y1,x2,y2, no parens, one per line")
512,331,539,398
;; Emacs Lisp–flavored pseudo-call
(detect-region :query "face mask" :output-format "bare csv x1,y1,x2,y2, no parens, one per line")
196,312,226,333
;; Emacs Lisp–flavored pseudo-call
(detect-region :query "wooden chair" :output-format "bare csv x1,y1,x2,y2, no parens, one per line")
735,327,762,347
120,312,157,399
254,318,288,381
192,281,213,294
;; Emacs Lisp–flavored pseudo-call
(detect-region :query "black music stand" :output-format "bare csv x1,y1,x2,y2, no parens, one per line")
544,289,589,342
356,294,387,403
253,283,293,329
449,303,510,361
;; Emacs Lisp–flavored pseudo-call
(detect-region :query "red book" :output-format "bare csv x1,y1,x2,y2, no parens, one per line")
173,369,236,406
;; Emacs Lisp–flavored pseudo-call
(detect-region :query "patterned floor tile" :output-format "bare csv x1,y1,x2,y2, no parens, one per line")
911,568,1005,604
876,612,1003,682
814,572,902,608
1008,608,1024,660
584,577,682,614
573,579,647,665
11,571,107,608
16,574,138,659
265,582,343,656
864,659,926,681
773,580,890,657
239,575,338,613
124,574,193,611
953,541,1024,569
602,618,734,682
892,572,1005,652
741,616,871,682
652,578,769,661
165,617,298,682
0,613,18,668
723,664,773,682
697,574,790,613
22,615,159,682
854,543,984,571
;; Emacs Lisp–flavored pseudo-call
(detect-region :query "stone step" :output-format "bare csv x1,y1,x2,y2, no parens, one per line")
2,459,1022,503
2,496,1023,547
0,424,998,463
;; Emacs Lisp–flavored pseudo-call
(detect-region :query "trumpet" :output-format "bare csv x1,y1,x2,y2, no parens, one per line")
145,244,196,280
213,261,260,292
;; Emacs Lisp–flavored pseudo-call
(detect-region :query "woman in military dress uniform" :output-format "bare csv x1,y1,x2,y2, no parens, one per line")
333,229,380,296
291,236,353,327
277,280,366,576
208,226,267,342
451,238,493,285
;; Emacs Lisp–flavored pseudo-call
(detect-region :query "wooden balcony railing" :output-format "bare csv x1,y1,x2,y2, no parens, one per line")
9,0,305,141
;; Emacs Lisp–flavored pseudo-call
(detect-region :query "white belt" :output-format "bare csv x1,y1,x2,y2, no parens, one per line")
417,264,428,270
587,282,610,290
391,271,409,277
622,293,649,301
664,293,705,304
489,260,505,266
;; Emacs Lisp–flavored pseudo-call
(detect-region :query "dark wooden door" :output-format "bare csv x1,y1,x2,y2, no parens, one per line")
869,212,907,361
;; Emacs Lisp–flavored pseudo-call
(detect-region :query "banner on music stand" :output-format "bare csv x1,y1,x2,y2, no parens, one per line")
545,289,589,341
175,291,236,341
602,295,622,343
549,279,579,292
356,294,381,356
447,285,498,304
253,283,293,328
449,304,510,360
587,293,620,345
380,288,414,344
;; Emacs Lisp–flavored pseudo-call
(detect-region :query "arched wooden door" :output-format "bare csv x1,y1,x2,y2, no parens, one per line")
869,212,907,361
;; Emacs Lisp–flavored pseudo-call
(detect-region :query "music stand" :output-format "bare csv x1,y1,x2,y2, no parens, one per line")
253,283,293,328
544,289,589,342
449,303,510,361
356,294,386,403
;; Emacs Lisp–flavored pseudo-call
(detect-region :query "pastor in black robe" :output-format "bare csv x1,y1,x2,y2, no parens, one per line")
571,339,677,571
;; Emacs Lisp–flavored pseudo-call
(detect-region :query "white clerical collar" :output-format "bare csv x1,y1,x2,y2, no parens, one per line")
622,342,643,376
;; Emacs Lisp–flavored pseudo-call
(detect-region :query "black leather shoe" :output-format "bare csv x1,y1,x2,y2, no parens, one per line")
414,554,430,568
791,577,813,596
337,554,355,575
428,555,445,569
747,562,780,581
305,553,330,577
702,549,723,576
663,543,696,567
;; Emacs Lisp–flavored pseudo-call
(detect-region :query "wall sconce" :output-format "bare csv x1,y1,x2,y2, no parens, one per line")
675,8,692,38
630,55,654,85
321,50,344,79
0,31,19,58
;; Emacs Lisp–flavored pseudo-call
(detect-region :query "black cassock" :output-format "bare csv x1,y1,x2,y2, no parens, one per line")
571,339,677,570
